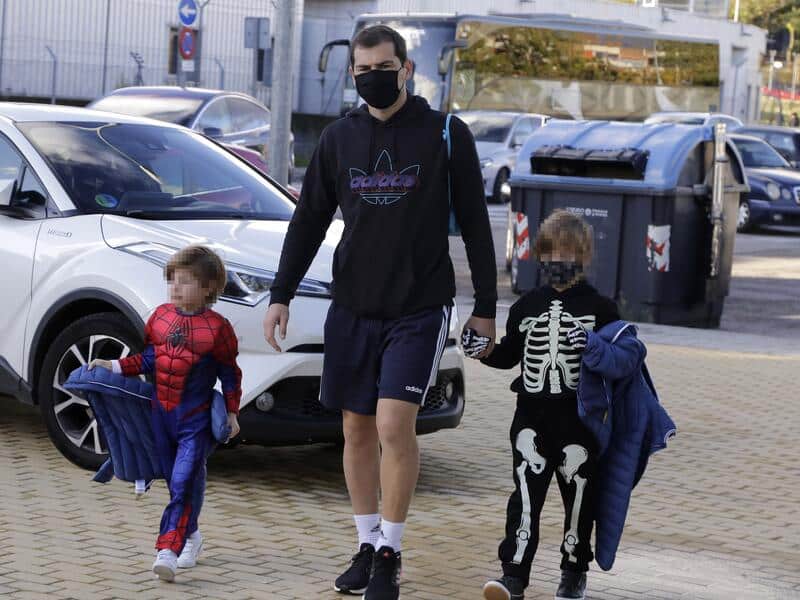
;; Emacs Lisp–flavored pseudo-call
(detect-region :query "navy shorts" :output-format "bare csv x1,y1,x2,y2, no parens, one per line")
320,303,452,415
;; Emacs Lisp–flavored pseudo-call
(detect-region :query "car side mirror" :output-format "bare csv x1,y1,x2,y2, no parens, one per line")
203,126,223,138
0,204,43,219
318,39,350,73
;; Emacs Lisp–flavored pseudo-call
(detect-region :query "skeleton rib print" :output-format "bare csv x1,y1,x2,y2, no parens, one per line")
519,300,595,394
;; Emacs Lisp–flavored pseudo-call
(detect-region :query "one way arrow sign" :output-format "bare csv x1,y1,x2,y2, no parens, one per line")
178,0,198,27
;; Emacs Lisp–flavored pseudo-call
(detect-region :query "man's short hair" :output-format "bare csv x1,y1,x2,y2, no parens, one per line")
350,25,407,67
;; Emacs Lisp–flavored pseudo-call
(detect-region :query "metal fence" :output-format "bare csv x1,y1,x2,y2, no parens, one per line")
0,0,290,105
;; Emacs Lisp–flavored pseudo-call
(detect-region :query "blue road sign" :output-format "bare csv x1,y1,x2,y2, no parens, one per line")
178,0,198,28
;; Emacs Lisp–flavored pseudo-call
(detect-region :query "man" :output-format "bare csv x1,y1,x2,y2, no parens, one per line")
263,25,497,600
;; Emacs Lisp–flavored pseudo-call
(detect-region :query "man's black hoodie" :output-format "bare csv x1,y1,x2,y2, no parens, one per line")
270,95,497,319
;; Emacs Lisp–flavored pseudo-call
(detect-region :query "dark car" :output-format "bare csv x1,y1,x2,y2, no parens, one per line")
729,133,800,232
89,86,294,169
737,125,800,168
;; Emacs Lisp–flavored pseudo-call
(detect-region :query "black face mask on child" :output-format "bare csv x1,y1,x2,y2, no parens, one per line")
540,261,583,287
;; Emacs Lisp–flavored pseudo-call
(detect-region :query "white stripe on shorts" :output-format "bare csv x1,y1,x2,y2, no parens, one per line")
421,306,451,407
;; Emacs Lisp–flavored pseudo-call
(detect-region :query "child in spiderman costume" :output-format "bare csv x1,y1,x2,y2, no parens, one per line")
89,245,242,582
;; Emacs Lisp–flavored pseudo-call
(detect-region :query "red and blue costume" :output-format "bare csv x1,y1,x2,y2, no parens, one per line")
117,303,242,554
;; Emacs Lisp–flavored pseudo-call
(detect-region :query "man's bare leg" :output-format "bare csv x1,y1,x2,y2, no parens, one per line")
376,398,420,530
342,409,380,515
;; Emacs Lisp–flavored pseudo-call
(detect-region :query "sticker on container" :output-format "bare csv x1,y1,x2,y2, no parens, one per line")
515,213,530,261
646,225,671,272
95,193,119,209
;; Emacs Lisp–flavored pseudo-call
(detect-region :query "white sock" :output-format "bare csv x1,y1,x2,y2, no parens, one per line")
354,514,381,549
376,519,405,553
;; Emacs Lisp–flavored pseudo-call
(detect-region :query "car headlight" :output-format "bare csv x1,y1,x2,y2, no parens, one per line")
781,187,792,201
117,242,331,306
480,158,493,169
766,182,781,201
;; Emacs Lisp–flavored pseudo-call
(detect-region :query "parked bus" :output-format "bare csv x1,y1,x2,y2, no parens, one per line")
318,13,721,121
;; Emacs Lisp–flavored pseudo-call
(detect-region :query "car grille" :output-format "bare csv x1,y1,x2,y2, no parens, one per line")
267,375,458,419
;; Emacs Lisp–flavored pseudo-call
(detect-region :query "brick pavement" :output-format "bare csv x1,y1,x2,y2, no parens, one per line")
1,342,799,600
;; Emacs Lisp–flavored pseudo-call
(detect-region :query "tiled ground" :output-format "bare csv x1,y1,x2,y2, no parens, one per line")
1,343,799,599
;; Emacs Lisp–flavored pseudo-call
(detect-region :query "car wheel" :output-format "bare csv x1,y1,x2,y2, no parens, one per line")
38,312,143,470
492,168,511,204
737,200,755,233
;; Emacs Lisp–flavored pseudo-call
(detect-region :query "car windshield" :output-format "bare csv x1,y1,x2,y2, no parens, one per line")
90,95,203,126
732,138,791,169
19,121,295,220
459,114,515,143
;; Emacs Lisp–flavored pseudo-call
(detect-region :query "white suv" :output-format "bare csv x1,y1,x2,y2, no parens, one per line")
0,103,465,469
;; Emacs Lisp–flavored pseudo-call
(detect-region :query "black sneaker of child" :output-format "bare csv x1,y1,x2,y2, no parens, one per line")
363,546,401,600
483,574,525,600
334,543,375,594
555,570,587,600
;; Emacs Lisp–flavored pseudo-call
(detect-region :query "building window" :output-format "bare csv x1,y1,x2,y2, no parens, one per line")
168,27,179,75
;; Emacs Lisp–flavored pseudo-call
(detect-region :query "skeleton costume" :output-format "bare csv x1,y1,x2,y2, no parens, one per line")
482,281,618,586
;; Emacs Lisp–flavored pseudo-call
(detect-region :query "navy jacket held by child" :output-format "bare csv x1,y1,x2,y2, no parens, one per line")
64,365,230,484
577,321,676,571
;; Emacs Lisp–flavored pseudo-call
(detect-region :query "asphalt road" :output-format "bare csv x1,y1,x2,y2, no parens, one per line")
452,204,800,341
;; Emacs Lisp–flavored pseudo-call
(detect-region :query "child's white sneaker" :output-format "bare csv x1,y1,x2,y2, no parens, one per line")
152,549,178,582
177,531,203,568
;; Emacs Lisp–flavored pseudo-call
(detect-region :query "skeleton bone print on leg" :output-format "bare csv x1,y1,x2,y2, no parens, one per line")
558,444,589,564
512,428,547,564
519,300,595,394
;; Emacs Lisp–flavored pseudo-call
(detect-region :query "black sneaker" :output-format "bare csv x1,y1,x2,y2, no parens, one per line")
483,575,525,600
363,546,401,600
334,543,375,595
555,570,587,600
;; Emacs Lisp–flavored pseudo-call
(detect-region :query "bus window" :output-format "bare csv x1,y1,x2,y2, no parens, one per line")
451,20,719,120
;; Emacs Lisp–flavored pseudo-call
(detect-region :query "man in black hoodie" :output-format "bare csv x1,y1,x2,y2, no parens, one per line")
263,25,497,600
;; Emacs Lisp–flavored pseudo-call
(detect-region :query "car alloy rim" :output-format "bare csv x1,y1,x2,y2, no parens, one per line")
738,203,750,229
52,334,133,455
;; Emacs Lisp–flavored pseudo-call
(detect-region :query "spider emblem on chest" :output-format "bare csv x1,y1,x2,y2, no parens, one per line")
166,321,190,350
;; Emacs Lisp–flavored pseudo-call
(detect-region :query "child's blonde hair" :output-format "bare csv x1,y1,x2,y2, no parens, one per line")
165,245,227,305
534,210,594,265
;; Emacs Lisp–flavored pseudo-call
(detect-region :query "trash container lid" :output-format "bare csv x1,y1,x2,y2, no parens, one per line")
511,120,737,194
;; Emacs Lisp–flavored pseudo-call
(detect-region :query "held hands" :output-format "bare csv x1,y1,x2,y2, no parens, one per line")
87,359,114,371
567,324,588,353
226,412,240,442
263,303,290,352
461,315,495,359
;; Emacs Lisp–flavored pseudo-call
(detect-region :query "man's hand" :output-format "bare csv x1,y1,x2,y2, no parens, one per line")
88,359,113,371
463,315,496,359
263,303,290,352
226,412,240,441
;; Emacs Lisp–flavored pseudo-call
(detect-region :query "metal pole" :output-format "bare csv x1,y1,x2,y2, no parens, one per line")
792,53,799,99
195,0,211,87
768,49,776,91
0,0,7,97
268,0,296,186
214,57,224,89
45,46,56,104
101,0,111,94
733,0,740,22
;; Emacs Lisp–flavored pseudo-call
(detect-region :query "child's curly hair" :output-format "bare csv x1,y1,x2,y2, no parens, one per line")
534,210,594,265
165,245,227,305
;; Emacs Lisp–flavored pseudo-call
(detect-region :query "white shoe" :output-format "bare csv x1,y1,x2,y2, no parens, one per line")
177,532,203,568
152,549,178,582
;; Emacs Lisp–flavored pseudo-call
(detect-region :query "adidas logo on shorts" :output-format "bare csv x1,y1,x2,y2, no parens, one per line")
405,385,423,394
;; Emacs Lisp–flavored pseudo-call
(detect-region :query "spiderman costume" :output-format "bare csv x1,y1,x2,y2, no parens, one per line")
115,303,242,554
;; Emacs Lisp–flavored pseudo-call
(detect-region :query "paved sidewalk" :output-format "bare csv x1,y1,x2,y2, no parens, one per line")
1,341,799,599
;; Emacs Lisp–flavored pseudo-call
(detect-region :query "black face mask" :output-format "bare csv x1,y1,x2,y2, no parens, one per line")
355,68,402,109
540,261,583,287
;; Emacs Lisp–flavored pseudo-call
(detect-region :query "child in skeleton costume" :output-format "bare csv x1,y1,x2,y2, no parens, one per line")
475,211,618,600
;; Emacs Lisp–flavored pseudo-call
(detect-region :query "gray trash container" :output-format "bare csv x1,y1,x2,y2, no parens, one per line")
508,120,748,328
